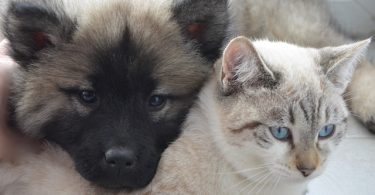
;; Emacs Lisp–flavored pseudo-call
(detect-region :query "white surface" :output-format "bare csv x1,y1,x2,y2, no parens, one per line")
308,117,375,195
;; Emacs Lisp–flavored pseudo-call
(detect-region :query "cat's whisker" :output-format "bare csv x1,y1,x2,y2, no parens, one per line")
238,171,269,194
347,110,361,118
343,90,354,97
246,172,272,194
227,177,250,192
227,169,268,191
237,177,255,194
218,167,268,175
271,175,281,195
345,135,368,139
343,94,353,99
347,98,359,103
342,91,360,98
218,163,273,175
342,92,354,97
256,172,274,194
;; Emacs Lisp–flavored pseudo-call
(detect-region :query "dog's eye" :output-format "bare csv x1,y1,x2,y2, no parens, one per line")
79,90,97,104
148,95,167,110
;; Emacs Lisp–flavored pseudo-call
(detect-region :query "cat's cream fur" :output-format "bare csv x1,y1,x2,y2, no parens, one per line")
1,37,369,195
228,0,375,132
135,37,369,195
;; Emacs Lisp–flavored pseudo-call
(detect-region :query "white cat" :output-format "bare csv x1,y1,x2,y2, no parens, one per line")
136,37,370,195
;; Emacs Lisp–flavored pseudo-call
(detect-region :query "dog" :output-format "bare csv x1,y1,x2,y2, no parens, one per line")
1,0,229,190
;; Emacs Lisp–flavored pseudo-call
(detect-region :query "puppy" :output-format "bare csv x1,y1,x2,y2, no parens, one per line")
1,0,229,190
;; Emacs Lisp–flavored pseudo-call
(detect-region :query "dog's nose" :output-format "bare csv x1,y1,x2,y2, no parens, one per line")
105,147,137,168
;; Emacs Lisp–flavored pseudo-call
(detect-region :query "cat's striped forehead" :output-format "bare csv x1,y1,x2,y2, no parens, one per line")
219,81,348,144
252,40,324,91
287,91,347,142
250,88,349,127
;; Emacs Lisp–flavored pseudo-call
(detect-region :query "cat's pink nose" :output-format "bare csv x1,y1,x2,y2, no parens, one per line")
295,150,319,177
297,165,316,177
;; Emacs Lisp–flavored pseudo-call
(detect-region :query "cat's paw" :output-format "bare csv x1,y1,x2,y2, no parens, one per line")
348,60,375,133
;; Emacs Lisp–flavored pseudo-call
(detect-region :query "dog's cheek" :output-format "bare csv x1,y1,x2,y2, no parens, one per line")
154,108,190,150
14,87,72,137
41,110,87,148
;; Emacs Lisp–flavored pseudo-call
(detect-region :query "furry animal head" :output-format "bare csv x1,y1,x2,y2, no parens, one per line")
3,0,229,189
211,36,369,183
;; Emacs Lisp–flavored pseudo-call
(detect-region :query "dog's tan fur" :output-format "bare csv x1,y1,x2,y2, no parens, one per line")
1,0,229,191
6,0,210,137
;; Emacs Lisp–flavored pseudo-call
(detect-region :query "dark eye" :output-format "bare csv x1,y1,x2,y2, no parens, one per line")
270,127,291,141
318,124,335,139
79,90,97,104
148,95,167,110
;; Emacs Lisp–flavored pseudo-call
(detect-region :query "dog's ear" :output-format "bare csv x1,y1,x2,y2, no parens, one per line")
3,1,76,67
172,0,229,62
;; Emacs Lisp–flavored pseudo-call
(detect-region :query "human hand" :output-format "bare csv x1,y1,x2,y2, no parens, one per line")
0,39,37,161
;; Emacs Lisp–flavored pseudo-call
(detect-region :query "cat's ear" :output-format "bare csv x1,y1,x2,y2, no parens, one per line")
220,36,277,94
319,39,371,94
3,2,76,67
172,0,229,62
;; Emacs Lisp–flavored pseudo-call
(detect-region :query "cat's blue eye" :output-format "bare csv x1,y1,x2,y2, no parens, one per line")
270,127,290,141
318,124,335,139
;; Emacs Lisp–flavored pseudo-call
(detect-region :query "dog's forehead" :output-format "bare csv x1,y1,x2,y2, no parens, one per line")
61,1,209,94
73,0,176,51
28,0,209,97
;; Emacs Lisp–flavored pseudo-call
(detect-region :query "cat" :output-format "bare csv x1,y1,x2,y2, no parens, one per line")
1,36,369,195
136,36,370,194
228,0,375,133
